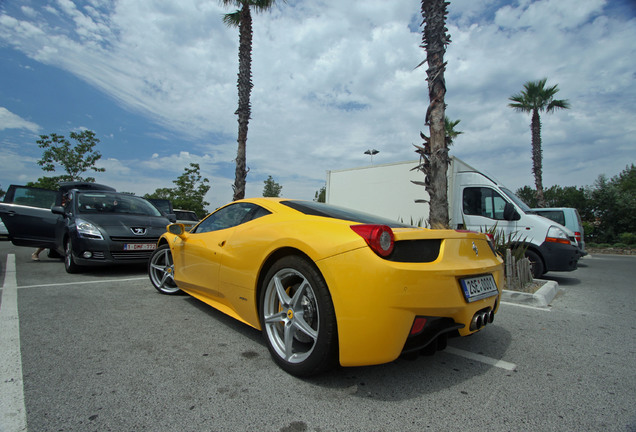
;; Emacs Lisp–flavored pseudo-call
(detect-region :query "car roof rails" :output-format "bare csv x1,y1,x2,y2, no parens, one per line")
58,182,116,193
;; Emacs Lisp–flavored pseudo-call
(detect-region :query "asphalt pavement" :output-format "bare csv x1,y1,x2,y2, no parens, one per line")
1,241,635,432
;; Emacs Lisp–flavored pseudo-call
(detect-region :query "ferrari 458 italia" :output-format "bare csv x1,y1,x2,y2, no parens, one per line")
148,198,504,376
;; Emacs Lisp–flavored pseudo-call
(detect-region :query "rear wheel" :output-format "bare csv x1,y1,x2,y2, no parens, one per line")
260,256,338,377
525,249,545,279
148,244,181,295
64,238,80,274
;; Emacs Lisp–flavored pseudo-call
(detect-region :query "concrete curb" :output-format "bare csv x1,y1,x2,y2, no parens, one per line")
501,279,559,308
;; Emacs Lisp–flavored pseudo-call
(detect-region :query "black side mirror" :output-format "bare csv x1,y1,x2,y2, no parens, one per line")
51,206,65,216
503,203,520,221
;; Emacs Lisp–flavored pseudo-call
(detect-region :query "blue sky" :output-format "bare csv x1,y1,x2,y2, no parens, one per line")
1,0,635,211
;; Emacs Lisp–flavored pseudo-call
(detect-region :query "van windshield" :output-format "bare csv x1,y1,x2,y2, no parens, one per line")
500,188,531,213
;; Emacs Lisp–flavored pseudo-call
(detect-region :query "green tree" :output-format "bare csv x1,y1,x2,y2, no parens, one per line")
589,165,636,243
262,175,283,197
35,131,105,187
508,78,570,208
144,163,211,216
220,0,285,201
415,0,452,229
314,185,326,203
517,185,589,216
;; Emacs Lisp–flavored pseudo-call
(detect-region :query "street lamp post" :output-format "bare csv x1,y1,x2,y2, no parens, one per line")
364,149,379,165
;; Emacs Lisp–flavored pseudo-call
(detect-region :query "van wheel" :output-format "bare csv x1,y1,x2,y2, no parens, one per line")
525,250,544,278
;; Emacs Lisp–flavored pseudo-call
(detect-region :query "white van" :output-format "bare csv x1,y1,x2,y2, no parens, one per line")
326,157,581,278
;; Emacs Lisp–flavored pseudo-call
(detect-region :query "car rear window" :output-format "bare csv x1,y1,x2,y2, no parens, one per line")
174,211,199,221
534,210,566,226
280,200,410,228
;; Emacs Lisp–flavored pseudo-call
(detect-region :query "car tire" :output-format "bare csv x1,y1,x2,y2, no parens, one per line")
64,238,80,274
259,255,338,377
525,249,545,279
148,244,181,295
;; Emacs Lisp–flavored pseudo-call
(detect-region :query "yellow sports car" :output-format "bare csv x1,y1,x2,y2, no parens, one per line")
148,198,504,376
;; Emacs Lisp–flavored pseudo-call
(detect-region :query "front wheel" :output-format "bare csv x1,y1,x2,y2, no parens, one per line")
525,249,545,279
259,256,338,377
148,244,181,295
64,238,80,273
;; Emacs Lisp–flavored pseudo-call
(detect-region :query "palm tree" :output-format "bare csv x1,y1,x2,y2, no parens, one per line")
219,0,283,201
509,78,570,207
413,117,461,222
417,0,451,228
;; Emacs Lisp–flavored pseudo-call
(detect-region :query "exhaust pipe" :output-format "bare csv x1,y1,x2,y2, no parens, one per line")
470,309,493,331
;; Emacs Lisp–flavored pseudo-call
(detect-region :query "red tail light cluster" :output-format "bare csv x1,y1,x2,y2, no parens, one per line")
351,224,395,257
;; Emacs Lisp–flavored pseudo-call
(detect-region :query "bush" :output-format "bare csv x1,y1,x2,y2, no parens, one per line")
613,243,629,249
618,232,636,245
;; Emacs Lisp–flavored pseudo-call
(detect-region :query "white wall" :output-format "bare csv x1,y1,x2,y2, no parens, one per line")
326,160,430,223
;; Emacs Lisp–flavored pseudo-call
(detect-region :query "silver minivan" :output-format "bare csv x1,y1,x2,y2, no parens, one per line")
532,207,586,255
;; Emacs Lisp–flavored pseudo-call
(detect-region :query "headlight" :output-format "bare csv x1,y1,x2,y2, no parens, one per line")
76,218,104,240
545,226,571,245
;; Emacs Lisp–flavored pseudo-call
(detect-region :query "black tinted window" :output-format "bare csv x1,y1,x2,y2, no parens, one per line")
77,193,162,216
194,203,270,234
9,187,56,209
463,187,508,220
535,210,565,226
174,211,199,221
281,200,410,228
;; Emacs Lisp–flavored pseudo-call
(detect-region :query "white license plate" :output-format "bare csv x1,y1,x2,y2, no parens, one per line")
460,274,498,302
123,243,156,251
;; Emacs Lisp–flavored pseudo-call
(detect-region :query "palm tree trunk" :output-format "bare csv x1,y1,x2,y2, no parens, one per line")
232,4,253,201
421,0,450,228
531,109,546,207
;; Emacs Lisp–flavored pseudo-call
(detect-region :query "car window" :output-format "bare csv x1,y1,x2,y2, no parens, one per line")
534,210,566,226
280,200,410,228
463,187,508,220
9,187,56,209
174,210,199,221
193,202,269,234
77,193,162,216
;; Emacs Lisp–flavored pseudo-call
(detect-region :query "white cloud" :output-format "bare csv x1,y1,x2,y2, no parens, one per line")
0,0,635,207
0,107,40,133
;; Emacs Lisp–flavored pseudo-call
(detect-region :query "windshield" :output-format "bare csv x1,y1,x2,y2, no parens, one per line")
281,200,412,228
500,187,531,213
77,193,162,217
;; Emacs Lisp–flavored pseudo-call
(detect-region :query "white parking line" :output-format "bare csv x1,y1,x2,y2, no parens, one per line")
18,277,147,290
0,254,28,431
446,346,517,371
500,301,552,311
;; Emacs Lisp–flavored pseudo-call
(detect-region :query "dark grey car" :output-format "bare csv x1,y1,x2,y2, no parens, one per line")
0,182,173,273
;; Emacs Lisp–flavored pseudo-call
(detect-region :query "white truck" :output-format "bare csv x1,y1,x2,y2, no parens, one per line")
326,156,580,278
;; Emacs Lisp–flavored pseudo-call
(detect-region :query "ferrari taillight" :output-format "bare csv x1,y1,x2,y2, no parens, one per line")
351,224,395,257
